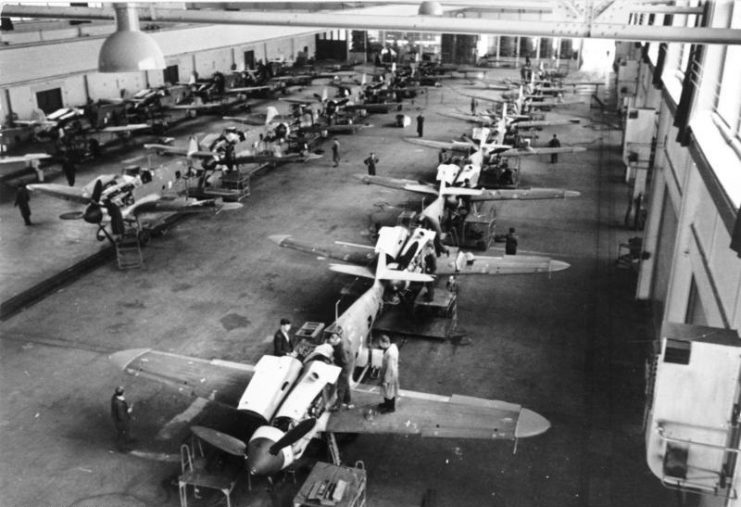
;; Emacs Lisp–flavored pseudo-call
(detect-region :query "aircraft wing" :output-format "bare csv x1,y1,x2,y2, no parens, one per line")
437,111,492,124
109,348,255,407
226,85,270,94
510,118,580,129
143,143,188,155
279,97,316,105
143,144,214,160
27,183,89,204
498,146,587,158
526,98,584,108
437,250,570,275
222,115,265,125
0,153,52,165
127,197,228,216
355,174,438,196
403,137,458,150
269,235,376,266
465,93,505,104
327,385,550,440
13,120,56,127
469,187,581,201
100,123,150,133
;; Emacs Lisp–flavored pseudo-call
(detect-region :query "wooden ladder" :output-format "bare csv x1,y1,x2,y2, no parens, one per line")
116,233,143,270
325,432,341,466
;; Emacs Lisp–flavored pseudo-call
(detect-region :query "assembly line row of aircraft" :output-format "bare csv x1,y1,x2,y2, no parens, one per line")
110,217,564,476
24,64,588,478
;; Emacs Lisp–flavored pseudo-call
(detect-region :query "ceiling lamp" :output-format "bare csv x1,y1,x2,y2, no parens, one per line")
98,3,165,73
418,1,443,16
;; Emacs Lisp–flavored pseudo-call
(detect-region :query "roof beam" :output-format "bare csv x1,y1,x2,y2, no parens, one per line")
1,4,739,45
631,5,705,14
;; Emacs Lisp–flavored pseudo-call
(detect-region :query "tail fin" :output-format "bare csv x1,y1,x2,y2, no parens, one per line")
265,106,279,125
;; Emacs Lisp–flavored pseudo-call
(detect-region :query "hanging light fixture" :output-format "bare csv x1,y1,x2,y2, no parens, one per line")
98,2,165,73
418,1,443,16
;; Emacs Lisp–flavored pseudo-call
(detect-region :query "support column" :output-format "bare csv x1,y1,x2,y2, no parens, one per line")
636,167,665,300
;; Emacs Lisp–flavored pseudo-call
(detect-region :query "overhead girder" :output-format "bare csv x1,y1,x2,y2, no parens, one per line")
1,3,740,45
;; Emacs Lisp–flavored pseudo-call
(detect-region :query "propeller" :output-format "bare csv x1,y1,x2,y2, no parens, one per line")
268,418,317,456
81,179,104,224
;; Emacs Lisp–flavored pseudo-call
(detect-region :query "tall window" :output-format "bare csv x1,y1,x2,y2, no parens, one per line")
715,1,741,137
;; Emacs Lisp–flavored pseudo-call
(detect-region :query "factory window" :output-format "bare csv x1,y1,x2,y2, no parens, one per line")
162,65,178,86
244,50,255,69
715,1,741,137
35,88,63,114
685,277,708,326
663,339,691,365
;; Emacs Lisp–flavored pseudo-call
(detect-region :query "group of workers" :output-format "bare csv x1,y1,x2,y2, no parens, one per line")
272,318,400,414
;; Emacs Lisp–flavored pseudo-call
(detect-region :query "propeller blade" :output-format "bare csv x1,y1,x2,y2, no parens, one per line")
191,426,247,456
105,201,125,234
268,418,317,455
90,179,103,203
60,211,85,220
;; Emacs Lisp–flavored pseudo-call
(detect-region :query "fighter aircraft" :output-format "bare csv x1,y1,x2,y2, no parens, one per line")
109,224,552,477
467,88,585,115
356,169,579,240
28,163,240,243
406,124,587,161
145,110,321,167
439,109,580,130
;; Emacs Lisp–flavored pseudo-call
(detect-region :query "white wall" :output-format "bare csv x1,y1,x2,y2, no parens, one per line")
0,23,321,119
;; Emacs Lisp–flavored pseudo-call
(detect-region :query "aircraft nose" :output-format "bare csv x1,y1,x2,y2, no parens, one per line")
247,437,284,477
563,190,581,198
515,408,551,438
83,204,103,224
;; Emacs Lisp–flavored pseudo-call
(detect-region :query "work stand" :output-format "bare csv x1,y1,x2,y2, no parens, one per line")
115,230,143,270
374,282,460,340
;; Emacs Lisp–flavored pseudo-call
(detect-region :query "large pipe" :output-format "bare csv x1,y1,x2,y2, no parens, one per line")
2,4,740,45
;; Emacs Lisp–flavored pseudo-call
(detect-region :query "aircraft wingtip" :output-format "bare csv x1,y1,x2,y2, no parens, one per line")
515,408,551,438
109,348,150,370
269,234,291,245
550,260,571,272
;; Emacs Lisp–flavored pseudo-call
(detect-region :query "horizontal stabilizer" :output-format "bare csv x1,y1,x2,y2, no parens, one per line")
378,269,434,283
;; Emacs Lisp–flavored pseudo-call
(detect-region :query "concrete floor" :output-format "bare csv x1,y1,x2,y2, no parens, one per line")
0,68,676,506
